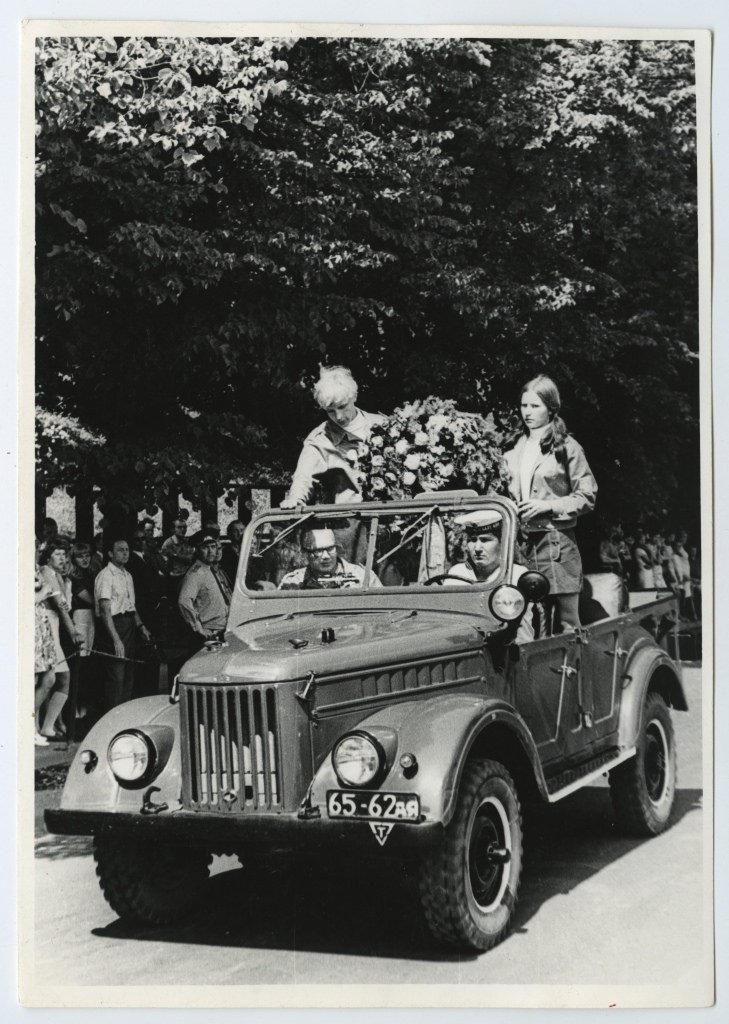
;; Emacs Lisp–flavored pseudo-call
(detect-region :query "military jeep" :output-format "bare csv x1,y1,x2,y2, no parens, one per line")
45,492,686,951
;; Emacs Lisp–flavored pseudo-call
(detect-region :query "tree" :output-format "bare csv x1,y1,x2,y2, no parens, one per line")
35,35,699,534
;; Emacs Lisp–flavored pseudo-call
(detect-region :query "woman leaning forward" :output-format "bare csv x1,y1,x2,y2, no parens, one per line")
503,375,597,633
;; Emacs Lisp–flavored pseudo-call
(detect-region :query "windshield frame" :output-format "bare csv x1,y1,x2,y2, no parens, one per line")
236,495,517,601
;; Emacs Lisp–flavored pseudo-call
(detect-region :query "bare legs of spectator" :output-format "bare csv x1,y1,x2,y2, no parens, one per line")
40,669,69,738
35,669,54,740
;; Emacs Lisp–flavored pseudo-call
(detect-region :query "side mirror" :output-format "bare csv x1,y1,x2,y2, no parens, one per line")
518,570,550,602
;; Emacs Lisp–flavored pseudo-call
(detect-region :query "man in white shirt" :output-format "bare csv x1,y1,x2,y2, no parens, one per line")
94,537,152,709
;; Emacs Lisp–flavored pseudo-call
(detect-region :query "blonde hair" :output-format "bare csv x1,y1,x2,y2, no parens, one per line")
313,365,358,408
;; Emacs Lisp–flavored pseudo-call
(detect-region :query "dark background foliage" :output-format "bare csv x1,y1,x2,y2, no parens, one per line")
35,35,699,540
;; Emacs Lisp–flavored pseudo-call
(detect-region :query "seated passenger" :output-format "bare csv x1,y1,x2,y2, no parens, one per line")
445,510,535,643
279,528,382,590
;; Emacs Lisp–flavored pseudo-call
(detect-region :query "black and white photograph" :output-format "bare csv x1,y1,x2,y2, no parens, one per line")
15,6,716,1013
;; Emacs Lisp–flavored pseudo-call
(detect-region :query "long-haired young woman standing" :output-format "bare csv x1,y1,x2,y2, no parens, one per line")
503,374,597,632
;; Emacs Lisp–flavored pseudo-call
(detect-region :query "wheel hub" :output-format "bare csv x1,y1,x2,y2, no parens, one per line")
469,807,510,909
645,723,668,803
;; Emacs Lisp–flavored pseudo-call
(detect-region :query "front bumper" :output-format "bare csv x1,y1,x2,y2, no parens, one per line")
44,807,444,852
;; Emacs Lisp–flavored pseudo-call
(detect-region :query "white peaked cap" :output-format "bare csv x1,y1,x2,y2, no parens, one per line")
454,509,502,529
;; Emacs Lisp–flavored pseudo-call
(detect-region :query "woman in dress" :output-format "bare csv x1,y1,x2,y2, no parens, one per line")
37,541,82,738
34,548,57,746
281,366,385,508
503,374,597,632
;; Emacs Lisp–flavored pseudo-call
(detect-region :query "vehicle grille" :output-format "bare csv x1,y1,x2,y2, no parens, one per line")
180,683,282,812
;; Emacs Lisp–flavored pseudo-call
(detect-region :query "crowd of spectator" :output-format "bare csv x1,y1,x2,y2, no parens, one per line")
598,524,701,620
33,514,245,745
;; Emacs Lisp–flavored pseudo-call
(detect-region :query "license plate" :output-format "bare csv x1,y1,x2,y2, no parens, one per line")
326,790,420,822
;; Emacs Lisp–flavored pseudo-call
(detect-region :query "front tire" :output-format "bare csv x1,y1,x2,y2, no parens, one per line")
609,691,677,836
418,759,523,951
94,836,212,925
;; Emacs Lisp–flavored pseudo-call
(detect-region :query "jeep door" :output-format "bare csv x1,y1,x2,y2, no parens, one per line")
513,634,591,768
578,618,625,746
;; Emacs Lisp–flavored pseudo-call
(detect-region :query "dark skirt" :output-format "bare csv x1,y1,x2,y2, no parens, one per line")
521,527,582,596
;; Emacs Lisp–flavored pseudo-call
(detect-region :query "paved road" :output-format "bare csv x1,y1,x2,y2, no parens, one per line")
29,667,710,1003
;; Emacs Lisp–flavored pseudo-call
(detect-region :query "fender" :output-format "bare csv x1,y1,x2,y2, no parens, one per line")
309,692,549,827
59,697,183,815
618,644,687,751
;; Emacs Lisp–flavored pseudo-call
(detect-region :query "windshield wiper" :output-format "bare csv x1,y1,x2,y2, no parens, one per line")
376,506,439,565
253,512,317,557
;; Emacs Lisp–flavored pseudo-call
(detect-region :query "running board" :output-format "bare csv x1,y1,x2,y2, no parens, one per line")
546,746,637,802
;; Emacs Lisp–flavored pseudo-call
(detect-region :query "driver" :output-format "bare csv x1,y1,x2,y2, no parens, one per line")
445,510,535,642
279,528,382,591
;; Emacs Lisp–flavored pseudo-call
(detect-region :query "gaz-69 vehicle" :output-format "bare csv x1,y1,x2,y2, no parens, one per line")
46,492,686,952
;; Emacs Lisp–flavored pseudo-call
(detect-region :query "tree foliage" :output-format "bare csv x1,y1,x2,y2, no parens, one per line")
35,35,699,529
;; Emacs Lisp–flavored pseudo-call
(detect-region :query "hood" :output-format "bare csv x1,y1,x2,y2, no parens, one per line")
179,607,493,684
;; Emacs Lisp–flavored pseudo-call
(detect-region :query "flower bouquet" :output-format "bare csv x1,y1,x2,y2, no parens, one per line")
356,397,511,501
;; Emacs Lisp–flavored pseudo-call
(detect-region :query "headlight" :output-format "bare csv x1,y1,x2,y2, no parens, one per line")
108,731,153,785
332,732,385,787
489,584,526,622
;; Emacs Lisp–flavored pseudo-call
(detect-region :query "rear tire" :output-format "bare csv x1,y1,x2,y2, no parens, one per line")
609,691,677,836
418,759,522,951
94,836,211,925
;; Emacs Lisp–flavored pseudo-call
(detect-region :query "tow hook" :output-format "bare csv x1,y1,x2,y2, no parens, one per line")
298,782,321,819
140,786,169,815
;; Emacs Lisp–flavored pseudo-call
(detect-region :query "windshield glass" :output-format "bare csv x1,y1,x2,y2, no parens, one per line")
242,505,509,594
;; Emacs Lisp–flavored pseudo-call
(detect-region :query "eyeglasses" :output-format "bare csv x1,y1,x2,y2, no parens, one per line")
305,545,337,556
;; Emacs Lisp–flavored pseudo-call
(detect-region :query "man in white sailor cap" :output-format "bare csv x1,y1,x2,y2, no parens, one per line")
446,509,535,642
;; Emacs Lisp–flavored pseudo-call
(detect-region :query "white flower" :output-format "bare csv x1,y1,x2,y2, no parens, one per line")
402,470,416,486
369,434,384,449
427,414,448,434
371,454,385,468
442,463,455,477
414,431,429,446
404,453,420,470
395,438,409,455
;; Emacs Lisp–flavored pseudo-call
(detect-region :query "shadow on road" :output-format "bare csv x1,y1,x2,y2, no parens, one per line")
85,783,702,962
513,784,702,935
92,853,458,962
